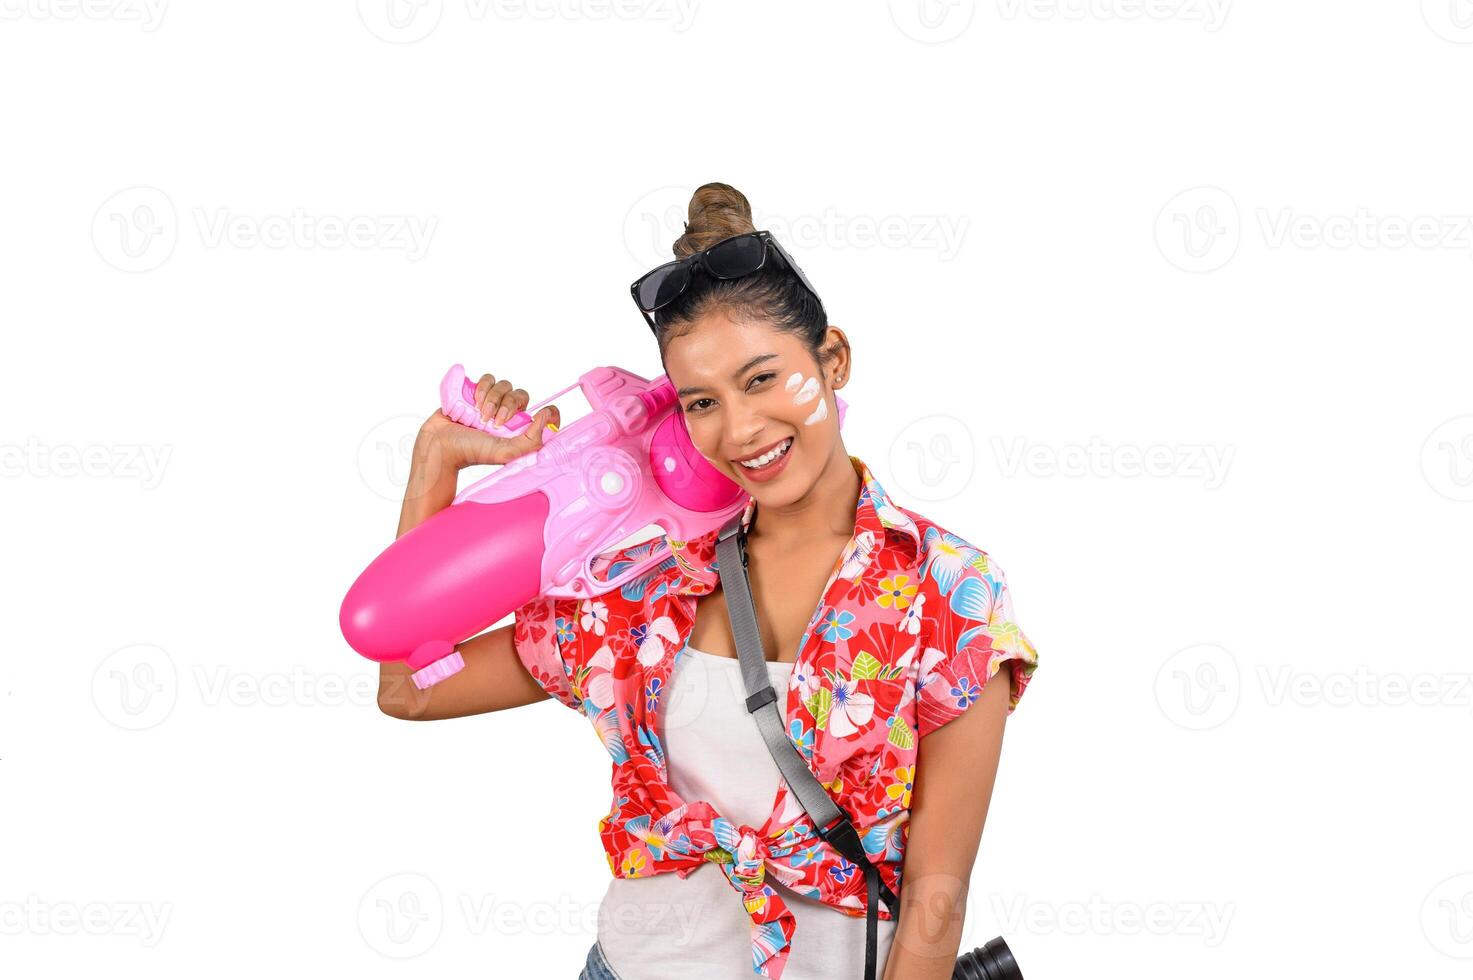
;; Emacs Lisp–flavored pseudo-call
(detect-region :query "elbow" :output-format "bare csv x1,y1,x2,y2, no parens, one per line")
376,666,423,720
377,685,429,720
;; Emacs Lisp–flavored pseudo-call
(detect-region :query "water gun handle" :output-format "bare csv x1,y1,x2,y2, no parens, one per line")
439,363,560,437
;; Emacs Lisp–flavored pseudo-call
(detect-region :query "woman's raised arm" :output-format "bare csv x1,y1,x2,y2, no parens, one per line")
375,374,560,721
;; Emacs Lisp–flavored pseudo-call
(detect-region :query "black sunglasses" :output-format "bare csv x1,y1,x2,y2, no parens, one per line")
630,230,824,335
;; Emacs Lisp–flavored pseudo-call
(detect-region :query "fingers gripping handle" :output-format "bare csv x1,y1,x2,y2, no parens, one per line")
440,363,559,437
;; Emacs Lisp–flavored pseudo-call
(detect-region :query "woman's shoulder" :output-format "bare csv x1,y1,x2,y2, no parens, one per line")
891,509,1039,725
896,506,1003,575
893,506,1022,625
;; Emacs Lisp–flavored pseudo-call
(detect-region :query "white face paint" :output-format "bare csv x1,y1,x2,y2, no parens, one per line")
789,372,824,406
787,370,825,423
803,395,828,426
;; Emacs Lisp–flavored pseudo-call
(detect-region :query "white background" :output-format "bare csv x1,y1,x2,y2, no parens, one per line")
3,2,1471,978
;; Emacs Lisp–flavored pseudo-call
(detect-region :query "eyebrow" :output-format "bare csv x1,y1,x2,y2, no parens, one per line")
676,353,780,398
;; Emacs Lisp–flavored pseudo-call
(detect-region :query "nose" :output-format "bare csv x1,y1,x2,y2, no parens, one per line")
722,401,766,457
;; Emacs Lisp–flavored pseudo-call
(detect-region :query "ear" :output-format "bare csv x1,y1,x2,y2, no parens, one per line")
822,325,852,391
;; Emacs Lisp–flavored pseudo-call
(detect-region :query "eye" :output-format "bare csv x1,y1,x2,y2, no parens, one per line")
749,372,776,389
683,373,778,414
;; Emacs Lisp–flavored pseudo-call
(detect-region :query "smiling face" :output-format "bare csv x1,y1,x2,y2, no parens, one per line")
662,308,850,505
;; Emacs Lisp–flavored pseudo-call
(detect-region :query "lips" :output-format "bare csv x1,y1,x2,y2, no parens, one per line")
732,437,792,464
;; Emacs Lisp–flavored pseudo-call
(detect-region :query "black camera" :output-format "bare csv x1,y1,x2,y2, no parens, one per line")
953,936,1023,980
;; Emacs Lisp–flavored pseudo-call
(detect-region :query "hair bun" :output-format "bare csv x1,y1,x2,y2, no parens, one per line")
673,182,757,258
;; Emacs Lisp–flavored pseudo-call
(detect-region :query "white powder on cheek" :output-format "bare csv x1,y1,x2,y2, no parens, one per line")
793,376,820,406
803,396,828,426
785,372,803,393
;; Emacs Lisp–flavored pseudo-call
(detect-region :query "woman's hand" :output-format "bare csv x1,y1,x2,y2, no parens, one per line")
417,371,562,472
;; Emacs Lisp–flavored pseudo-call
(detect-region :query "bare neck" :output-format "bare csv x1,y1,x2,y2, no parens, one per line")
746,448,861,550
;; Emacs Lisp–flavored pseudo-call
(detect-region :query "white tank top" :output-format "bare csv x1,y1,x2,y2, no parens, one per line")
595,644,897,979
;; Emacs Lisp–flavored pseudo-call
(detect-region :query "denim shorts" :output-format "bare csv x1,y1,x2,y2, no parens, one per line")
577,939,622,980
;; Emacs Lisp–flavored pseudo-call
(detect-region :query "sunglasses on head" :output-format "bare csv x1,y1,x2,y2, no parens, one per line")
630,230,824,336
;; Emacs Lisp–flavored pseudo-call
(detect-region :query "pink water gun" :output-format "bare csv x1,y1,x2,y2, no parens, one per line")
340,363,849,689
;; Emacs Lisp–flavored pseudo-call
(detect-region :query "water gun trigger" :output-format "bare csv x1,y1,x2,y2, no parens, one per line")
582,535,674,596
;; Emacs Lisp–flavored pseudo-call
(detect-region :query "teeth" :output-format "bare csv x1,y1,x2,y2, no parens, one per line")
739,438,792,469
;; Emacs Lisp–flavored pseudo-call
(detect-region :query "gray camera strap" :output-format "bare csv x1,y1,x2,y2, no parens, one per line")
714,514,899,980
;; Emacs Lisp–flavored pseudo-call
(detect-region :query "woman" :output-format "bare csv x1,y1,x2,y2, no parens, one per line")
376,183,1039,980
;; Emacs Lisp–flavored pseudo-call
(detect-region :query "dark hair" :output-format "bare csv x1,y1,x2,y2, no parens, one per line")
654,182,840,372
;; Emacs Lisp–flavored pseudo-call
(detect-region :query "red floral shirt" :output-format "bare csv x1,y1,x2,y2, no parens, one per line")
513,454,1038,979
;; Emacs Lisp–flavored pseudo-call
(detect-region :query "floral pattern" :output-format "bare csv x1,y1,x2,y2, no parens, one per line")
513,455,1038,979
